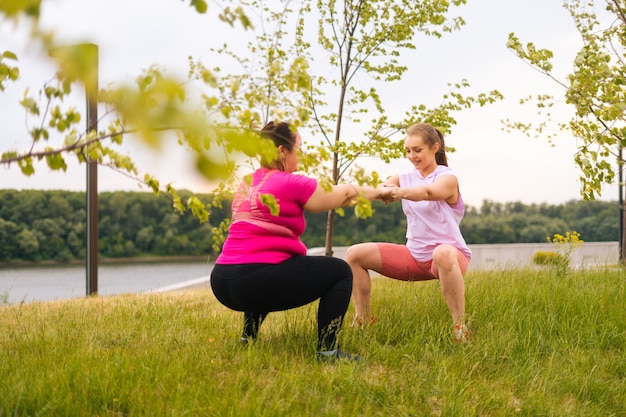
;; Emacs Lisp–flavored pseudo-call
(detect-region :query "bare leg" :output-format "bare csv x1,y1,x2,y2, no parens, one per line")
432,244,465,326
345,243,383,324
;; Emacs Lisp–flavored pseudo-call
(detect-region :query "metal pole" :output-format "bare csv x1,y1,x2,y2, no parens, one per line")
50,44,100,295
619,145,625,265
84,44,99,295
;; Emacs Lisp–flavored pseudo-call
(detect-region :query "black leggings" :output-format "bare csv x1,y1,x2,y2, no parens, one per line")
210,255,353,351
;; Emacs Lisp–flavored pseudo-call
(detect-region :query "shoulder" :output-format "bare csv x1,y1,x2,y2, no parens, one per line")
280,171,317,188
269,171,317,200
263,170,316,184
434,165,455,176
432,165,457,182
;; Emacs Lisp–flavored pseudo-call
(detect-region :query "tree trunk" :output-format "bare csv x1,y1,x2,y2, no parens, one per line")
622,200,626,265
617,146,624,265
324,209,335,257
324,144,340,257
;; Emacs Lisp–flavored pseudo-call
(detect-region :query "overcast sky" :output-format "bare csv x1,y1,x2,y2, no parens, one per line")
0,0,620,208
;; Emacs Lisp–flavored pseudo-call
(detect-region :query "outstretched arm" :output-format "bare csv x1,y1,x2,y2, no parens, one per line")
382,174,458,204
304,183,386,213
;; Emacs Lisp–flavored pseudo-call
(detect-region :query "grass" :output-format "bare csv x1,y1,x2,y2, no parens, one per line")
0,267,624,416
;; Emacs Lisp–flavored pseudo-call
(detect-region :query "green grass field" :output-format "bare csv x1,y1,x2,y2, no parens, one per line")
0,267,624,416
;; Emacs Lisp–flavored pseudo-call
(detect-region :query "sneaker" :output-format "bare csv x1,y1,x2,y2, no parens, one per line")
316,348,361,363
454,323,469,343
239,336,253,345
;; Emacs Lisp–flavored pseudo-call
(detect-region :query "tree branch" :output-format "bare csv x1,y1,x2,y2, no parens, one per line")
0,126,177,165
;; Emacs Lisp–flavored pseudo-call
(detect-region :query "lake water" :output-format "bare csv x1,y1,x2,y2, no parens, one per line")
0,262,214,305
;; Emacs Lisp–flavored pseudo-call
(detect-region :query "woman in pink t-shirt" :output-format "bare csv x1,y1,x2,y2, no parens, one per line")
211,121,386,362
346,123,472,343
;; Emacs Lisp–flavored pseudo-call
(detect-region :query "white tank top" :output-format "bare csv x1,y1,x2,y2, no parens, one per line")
399,165,472,262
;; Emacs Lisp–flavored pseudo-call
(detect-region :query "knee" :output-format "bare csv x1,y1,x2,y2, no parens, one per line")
338,259,352,280
345,245,357,264
333,260,353,291
345,243,368,265
326,257,353,282
433,245,458,268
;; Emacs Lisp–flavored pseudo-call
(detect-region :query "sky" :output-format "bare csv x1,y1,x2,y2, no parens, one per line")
0,0,621,208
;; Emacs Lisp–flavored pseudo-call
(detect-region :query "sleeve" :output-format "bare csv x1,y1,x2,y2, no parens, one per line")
286,174,318,205
432,166,457,182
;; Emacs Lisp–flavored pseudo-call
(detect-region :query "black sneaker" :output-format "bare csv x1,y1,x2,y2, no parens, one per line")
316,348,361,363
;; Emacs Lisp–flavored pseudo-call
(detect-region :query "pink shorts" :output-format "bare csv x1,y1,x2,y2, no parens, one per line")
376,243,470,281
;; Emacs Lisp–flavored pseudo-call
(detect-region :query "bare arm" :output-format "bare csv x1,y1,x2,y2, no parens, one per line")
304,183,384,213
383,174,458,204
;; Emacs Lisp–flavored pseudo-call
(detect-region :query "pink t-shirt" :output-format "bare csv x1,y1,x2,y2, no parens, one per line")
400,165,472,262
215,168,318,264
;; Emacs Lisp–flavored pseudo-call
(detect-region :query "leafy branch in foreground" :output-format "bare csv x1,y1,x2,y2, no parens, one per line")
0,0,277,225
0,50,19,91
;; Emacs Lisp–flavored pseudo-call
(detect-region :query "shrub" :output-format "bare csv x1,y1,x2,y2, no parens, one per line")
533,251,568,266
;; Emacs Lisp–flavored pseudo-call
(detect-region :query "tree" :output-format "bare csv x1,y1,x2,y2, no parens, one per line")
192,0,503,255
16,229,39,259
505,0,626,261
301,0,504,255
3,1,502,257
0,0,272,225
0,219,21,261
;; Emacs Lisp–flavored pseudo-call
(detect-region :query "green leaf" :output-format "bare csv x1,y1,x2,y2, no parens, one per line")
195,154,233,180
1,150,19,162
354,198,373,219
171,194,185,214
18,157,35,176
190,0,207,14
259,193,279,216
20,95,39,115
187,196,209,223
143,174,160,193
45,151,68,171
2,51,18,60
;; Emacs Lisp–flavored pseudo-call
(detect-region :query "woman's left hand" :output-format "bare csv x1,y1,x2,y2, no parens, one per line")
379,184,400,203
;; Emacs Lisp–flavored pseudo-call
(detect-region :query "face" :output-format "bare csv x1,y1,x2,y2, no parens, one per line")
282,133,302,173
404,133,439,172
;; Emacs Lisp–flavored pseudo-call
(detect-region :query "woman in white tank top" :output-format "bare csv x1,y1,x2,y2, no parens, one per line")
346,123,471,343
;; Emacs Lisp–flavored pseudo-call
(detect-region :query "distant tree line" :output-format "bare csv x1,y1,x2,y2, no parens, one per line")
0,190,227,263
0,189,619,263
305,199,619,247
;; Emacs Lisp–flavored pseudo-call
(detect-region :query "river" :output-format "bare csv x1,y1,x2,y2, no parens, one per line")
0,261,214,305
